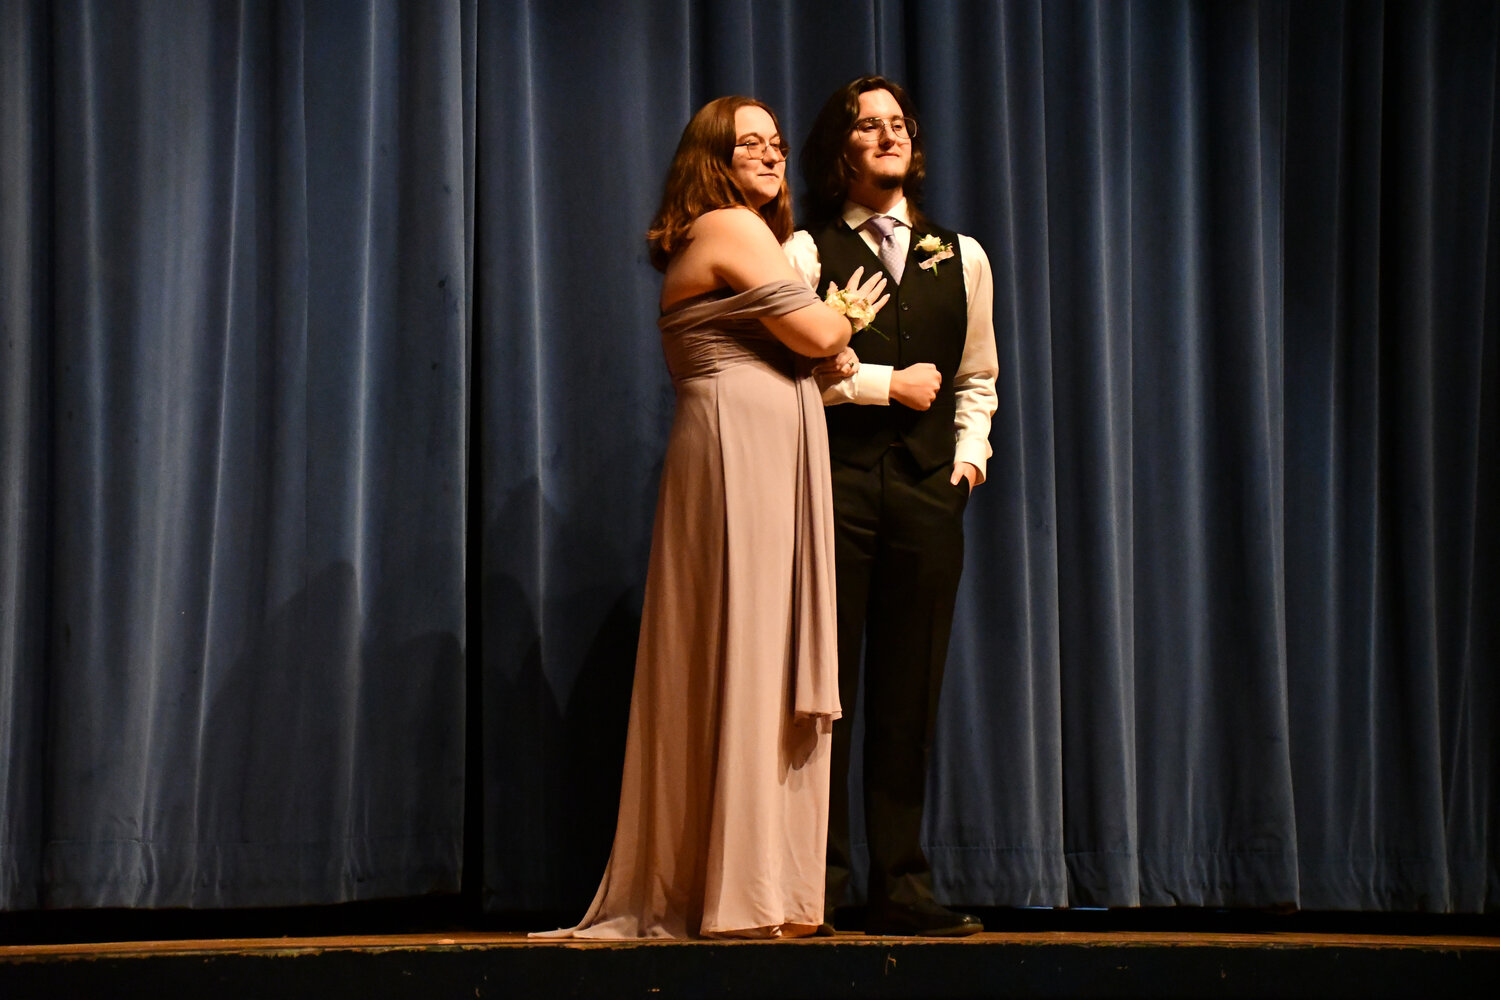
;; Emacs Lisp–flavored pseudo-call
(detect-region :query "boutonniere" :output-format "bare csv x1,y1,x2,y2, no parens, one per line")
916,233,955,271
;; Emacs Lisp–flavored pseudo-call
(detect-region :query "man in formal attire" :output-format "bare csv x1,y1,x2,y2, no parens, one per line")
784,76,998,937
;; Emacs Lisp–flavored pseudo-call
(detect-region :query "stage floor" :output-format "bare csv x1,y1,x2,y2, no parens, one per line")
4,927,1498,999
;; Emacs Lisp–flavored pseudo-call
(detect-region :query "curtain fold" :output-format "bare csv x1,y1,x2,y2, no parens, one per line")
0,0,51,913
1,0,1494,914
1283,0,1500,912
1,0,472,909
910,0,1069,909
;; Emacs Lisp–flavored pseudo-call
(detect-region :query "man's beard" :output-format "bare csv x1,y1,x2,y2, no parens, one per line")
872,171,904,191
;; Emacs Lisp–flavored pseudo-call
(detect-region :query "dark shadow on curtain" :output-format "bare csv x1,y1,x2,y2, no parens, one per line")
480,477,650,914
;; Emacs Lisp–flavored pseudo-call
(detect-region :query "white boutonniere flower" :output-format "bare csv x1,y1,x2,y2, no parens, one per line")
916,233,955,271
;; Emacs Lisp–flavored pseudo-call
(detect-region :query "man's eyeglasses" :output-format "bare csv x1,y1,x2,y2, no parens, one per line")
735,136,790,159
851,116,917,143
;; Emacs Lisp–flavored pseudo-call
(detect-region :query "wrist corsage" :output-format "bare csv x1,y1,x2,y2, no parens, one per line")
824,284,886,338
916,233,955,271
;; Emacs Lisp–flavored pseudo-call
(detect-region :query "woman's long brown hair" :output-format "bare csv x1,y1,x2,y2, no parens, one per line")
646,96,794,272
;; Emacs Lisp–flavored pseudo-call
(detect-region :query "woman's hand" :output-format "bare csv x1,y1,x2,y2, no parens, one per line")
844,266,890,318
812,346,860,379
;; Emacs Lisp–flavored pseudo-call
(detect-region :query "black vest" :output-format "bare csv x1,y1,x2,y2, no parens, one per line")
812,217,967,472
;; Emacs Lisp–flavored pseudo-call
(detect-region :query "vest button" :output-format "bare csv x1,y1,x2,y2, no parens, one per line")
901,303,910,311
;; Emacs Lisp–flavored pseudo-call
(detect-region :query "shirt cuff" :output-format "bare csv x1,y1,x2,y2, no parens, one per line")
851,364,892,405
953,437,991,485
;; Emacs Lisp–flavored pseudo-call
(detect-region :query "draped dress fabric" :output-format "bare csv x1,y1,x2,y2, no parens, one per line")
539,280,843,939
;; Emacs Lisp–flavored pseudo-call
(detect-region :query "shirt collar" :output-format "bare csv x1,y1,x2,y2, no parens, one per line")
842,197,911,232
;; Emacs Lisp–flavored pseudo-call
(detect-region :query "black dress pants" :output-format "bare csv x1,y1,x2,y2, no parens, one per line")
826,443,968,912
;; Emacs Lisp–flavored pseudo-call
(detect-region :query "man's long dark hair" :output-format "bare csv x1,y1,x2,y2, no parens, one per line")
799,75,928,232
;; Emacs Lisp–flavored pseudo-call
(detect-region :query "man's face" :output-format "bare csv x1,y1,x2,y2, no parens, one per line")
843,88,912,192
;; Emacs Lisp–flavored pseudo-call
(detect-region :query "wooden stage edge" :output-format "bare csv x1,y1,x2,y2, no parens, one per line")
4,927,1500,957
4,927,1500,999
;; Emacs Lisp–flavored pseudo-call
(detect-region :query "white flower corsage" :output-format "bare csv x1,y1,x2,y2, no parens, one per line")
916,233,955,271
823,283,884,337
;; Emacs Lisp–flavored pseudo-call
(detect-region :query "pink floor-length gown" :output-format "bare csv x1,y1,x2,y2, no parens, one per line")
537,280,842,939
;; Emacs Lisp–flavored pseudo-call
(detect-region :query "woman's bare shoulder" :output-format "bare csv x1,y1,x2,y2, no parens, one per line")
673,206,794,294
688,205,769,238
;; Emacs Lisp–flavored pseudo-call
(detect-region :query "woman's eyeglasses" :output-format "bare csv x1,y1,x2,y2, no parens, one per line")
735,136,790,159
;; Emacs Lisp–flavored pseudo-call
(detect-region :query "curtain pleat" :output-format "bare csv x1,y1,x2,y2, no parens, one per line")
0,0,51,913
1283,0,1500,912
2,0,473,909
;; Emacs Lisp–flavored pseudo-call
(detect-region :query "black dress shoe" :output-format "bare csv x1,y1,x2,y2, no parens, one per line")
865,900,984,937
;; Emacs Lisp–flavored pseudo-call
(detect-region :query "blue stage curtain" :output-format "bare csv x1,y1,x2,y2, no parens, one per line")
1281,0,1500,912
0,0,473,908
1,1,1495,914
0,0,49,915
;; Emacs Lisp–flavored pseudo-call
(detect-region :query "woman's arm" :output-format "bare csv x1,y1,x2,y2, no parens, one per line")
689,209,884,357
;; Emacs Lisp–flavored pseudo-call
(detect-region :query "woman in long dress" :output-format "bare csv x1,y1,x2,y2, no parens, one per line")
539,97,887,939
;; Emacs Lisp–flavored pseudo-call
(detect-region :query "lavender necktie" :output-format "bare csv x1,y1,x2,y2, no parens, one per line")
865,215,904,284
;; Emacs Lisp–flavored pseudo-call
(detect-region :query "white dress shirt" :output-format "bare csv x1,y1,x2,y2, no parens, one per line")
783,198,1000,483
